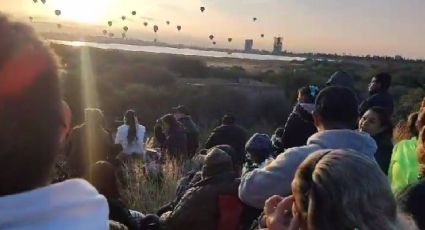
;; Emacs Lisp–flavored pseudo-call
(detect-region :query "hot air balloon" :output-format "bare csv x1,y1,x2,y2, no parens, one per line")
131,11,136,16
253,17,257,22
200,7,205,13
103,30,108,35
143,22,148,27
29,16,33,22
209,35,214,40
41,0,46,4
261,34,264,38
228,38,232,42
57,24,62,29
122,33,126,39
212,41,216,45
108,32,114,38
176,25,182,31
108,21,112,26
153,25,159,33
121,16,126,21
55,10,61,16
123,26,128,32
33,0,37,3
166,21,170,25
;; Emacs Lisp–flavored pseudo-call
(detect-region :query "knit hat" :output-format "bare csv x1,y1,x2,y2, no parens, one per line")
202,148,233,178
245,133,273,157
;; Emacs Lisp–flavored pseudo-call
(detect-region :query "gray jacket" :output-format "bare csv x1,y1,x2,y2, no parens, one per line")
238,129,377,209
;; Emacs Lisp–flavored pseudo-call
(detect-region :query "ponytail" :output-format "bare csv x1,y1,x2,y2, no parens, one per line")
124,110,137,144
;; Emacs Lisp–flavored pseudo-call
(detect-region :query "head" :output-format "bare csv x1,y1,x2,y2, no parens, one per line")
161,113,179,133
201,147,234,179
359,107,393,136
393,120,412,144
124,110,138,143
369,73,392,94
0,15,63,195
245,133,273,164
292,150,398,230
215,144,242,175
298,85,320,104
326,71,354,89
84,108,105,128
397,180,425,230
313,86,359,131
222,114,236,125
89,161,120,199
173,105,189,120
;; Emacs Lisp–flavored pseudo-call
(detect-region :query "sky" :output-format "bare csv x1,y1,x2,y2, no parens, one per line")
1,0,425,59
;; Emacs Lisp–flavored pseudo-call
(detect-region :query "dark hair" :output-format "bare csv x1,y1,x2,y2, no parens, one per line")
298,85,320,103
222,114,236,125
397,180,425,230
367,107,394,136
161,114,179,133
215,144,242,168
85,108,105,128
314,86,359,129
124,110,137,144
90,161,120,199
173,105,189,115
0,15,62,195
408,112,419,137
374,73,392,91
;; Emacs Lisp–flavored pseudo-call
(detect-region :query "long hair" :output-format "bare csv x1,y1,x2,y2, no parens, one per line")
124,110,137,144
367,106,393,136
161,114,179,134
90,161,120,199
292,150,398,230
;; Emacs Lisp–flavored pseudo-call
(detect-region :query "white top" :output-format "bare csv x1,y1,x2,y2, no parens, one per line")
115,124,146,155
0,179,108,230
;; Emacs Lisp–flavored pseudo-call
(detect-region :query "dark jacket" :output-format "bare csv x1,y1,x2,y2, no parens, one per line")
373,131,394,175
160,171,240,230
281,104,317,150
108,199,137,230
359,91,394,116
205,124,247,160
165,125,188,159
65,124,112,178
177,116,200,158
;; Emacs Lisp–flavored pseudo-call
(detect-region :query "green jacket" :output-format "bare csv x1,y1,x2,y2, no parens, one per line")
388,137,419,193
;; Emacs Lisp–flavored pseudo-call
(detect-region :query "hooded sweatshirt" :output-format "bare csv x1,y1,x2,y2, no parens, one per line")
0,179,109,230
239,130,377,209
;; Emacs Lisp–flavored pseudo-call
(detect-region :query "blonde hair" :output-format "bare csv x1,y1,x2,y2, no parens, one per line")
292,150,399,230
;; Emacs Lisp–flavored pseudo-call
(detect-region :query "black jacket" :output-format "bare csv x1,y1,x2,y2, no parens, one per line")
373,132,394,175
108,199,137,230
205,124,247,160
177,116,200,158
359,91,394,116
281,104,317,150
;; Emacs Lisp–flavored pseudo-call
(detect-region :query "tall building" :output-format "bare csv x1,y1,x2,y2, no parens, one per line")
245,39,254,52
273,37,283,54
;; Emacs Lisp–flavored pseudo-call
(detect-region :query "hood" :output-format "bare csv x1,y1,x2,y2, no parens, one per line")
307,130,377,158
0,179,108,230
326,71,354,89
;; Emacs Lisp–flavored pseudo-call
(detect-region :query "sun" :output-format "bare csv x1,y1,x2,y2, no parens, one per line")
49,0,113,24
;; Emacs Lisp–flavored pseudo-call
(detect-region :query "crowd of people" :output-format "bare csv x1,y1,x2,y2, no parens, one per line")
2,14,425,230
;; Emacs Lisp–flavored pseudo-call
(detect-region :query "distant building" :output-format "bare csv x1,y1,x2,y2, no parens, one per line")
245,39,254,52
273,37,283,54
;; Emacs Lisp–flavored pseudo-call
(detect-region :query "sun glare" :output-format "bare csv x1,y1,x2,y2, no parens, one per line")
49,0,113,24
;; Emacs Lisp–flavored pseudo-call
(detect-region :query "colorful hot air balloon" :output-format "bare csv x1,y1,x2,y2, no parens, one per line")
143,22,148,27
261,34,264,38
121,16,126,21
253,17,257,22
153,25,159,33
123,26,128,32
108,21,112,26
131,11,137,16
55,10,61,16
209,35,214,40
166,21,170,25
200,7,205,12
176,25,182,31
103,30,108,35
41,0,46,4
33,0,37,3
228,38,232,42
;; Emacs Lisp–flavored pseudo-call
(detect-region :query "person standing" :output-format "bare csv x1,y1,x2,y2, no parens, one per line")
173,105,199,159
359,72,394,116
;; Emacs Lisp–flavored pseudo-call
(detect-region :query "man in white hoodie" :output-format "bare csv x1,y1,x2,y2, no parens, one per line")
0,15,108,229
239,86,378,209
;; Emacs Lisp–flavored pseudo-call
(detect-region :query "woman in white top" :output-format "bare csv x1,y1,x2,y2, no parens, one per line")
115,110,146,157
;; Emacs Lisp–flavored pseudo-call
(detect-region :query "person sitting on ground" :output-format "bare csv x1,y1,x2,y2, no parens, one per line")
389,109,425,193
115,110,146,159
238,86,377,209
0,14,108,229
280,85,319,150
359,72,394,116
263,150,404,230
160,148,241,230
243,133,274,176
173,105,200,159
65,108,112,178
359,106,394,174
396,180,425,230
205,114,248,162
160,114,188,160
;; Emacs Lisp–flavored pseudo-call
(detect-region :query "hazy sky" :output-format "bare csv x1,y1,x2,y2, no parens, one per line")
1,0,425,58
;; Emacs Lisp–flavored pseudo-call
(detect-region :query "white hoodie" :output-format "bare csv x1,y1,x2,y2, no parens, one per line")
0,179,109,230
